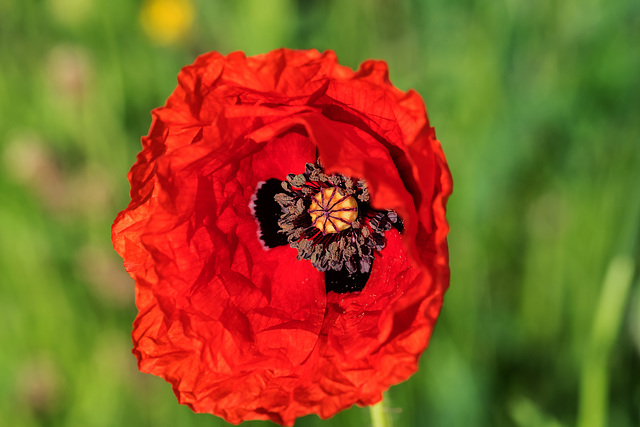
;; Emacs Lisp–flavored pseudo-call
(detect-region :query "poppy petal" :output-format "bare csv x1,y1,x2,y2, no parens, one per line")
112,49,451,426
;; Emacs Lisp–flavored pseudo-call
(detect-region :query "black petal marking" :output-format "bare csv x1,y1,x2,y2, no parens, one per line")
252,179,289,248
325,264,372,293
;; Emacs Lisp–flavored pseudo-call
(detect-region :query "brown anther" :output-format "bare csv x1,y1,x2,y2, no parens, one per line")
308,187,358,234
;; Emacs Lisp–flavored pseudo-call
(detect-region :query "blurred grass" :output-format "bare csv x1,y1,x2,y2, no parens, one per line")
1,0,639,426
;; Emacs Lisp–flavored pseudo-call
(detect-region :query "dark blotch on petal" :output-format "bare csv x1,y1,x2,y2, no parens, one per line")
253,179,289,248
325,264,372,293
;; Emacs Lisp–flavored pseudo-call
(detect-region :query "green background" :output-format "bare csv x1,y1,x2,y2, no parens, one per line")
1,0,639,426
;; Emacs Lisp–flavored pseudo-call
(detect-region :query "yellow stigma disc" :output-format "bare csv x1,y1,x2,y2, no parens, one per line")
308,187,358,234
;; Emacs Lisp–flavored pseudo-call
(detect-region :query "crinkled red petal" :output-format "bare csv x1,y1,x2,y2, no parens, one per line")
112,48,452,426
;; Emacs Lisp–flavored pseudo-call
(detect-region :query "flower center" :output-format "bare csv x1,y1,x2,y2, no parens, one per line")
251,162,403,293
308,187,358,234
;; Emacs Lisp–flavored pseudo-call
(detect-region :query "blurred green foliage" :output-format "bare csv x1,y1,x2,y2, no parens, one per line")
1,0,639,426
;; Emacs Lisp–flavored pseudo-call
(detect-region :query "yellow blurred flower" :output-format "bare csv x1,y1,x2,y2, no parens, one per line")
139,0,194,45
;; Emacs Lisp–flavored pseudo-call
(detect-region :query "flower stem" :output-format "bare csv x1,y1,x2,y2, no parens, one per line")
577,254,635,427
370,400,392,427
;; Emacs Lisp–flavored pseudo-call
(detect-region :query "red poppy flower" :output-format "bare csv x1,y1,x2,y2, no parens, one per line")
112,48,452,425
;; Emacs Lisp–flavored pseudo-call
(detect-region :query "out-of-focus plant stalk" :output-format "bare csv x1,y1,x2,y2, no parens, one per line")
577,255,635,427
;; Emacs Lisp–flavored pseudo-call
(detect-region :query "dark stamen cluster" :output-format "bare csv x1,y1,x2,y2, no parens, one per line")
274,163,401,275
